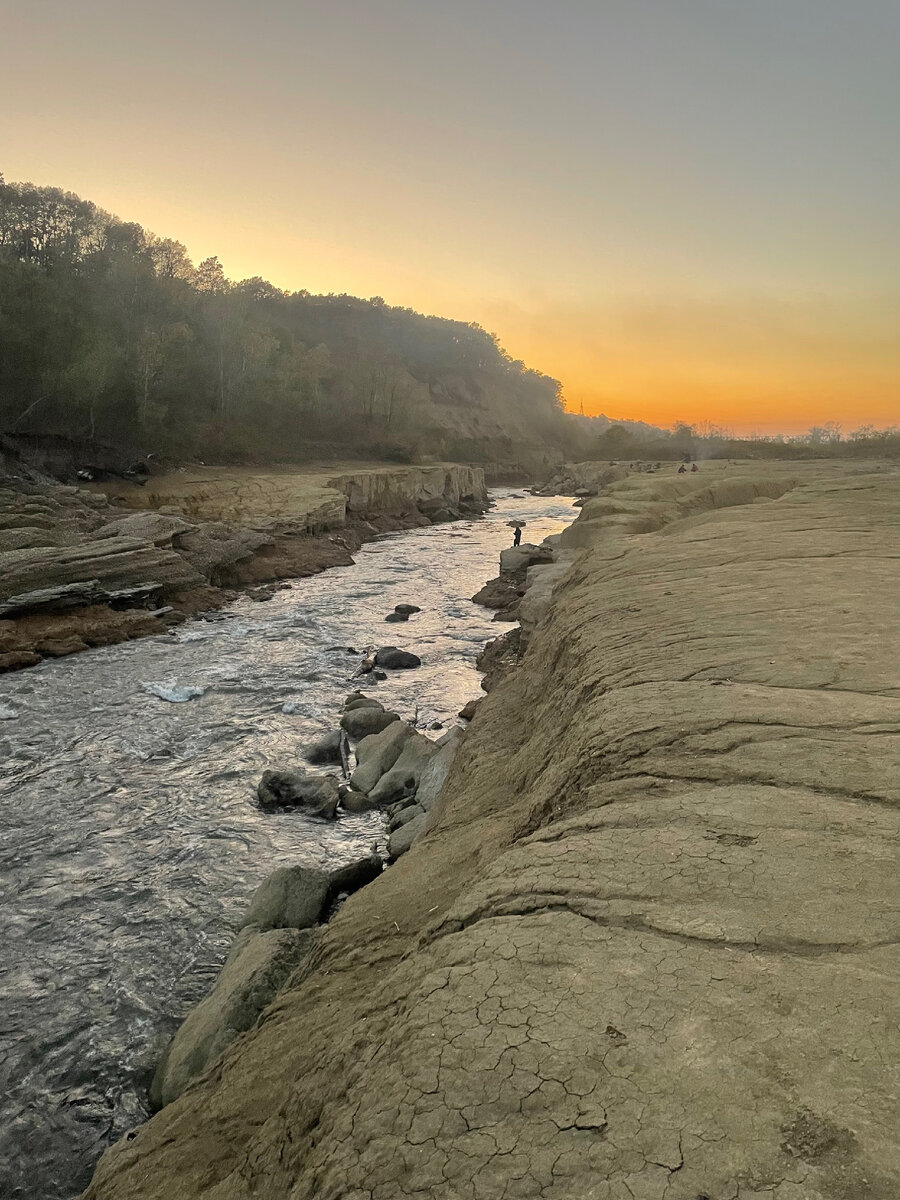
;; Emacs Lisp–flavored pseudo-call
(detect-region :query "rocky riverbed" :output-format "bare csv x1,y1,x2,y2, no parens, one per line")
0,453,490,673
79,459,900,1200
0,488,575,1200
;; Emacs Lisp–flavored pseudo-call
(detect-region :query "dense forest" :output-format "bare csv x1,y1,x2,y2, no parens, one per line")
0,175,580,470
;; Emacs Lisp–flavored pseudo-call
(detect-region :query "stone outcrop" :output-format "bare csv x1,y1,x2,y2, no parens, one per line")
83,461,900,1200
0,459,487,672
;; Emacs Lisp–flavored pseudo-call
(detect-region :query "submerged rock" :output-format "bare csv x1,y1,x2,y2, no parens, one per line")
374,646,421,669
338,784,378,813
394,603,421,615
256,770,340,819
384,611,408,622
301,731,343,766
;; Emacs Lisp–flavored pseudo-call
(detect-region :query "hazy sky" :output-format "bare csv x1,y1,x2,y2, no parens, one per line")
3,0,899,432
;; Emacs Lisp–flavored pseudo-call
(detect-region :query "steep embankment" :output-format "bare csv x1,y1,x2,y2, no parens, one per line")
83,462,900,1200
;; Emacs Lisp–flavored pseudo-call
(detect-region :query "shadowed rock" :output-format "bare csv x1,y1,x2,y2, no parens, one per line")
256,770,340,818
339,707,400,739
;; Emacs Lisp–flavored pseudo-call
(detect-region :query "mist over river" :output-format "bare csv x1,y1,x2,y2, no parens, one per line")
0,489,574,1200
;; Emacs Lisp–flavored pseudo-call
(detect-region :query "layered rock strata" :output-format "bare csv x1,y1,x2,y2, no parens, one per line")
83,461,900,1200
0,461,487,672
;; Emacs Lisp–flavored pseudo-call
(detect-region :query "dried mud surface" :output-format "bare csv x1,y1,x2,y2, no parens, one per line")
83,462,900,1200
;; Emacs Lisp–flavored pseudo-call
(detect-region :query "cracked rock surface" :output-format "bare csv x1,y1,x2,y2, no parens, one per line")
82,462,900,1200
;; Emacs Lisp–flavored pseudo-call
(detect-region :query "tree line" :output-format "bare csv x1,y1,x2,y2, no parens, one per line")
0,175,573,466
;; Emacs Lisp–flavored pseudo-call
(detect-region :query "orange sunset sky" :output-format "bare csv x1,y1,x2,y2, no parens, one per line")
3,0,899,435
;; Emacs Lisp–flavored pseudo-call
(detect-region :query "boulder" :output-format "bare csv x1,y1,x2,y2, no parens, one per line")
342,697,384,713
256,770,340,819
368,731,439,807
384,611,408,622
240,865,331,932
301,731,343,766
338,785,378,814
149,926,316,1110
499,543,555,575
388,812,427,859
471,576,523,610
419,726,465,819
388,803,425,832
350,722,414,794
394,604,421,615
340,707,400,739
458,698,480,721
374,646,421,670
327,853,383,899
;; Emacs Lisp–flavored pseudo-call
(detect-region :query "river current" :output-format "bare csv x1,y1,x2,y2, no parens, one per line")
0,489,574,1200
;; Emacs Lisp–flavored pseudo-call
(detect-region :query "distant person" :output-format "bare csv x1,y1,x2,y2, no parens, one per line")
513,525,522,547
677,464,687,474
691,463,699,472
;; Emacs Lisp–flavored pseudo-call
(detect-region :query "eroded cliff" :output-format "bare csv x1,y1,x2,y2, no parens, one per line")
83,461,900,1200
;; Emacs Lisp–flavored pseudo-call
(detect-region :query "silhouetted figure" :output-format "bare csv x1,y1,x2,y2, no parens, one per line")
677,464,687,474
513,526,522,546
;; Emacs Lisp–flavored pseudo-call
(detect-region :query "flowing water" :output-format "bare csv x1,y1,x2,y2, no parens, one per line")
0,489,575,1200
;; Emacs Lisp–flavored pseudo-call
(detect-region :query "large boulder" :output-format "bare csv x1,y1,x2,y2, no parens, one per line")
256,770,340,819
350,722,414,794
418,726,465,818
240,865,331,932
368,731,439,807
340,707,400,739
498,543,555,575
149,926,316,1110
374,646,421,670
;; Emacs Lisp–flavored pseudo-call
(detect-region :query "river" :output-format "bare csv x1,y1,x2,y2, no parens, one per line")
0,489,574,1200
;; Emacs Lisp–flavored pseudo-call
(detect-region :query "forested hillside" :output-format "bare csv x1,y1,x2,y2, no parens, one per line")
0,176,579,470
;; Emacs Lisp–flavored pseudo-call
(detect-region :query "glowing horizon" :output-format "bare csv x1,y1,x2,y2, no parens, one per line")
3,0,898,437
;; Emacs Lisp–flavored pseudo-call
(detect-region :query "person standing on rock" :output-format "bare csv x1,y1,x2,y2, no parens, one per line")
513,524,522,547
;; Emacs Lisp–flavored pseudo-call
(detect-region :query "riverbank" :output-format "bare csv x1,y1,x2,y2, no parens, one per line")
0,460,489,673
82,458,900,1200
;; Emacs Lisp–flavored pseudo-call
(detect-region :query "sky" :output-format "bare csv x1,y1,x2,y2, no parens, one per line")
2,0,899,434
